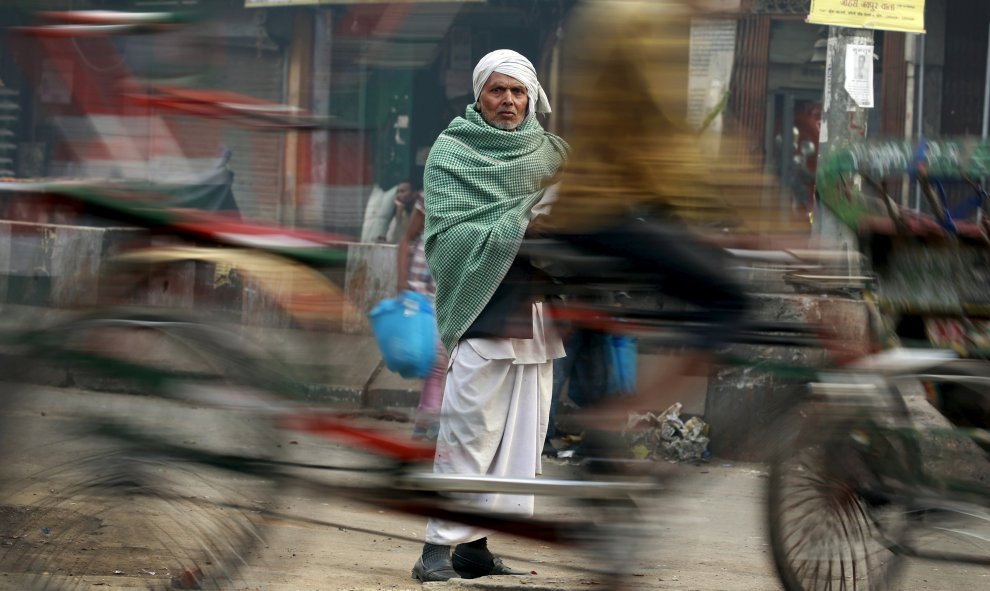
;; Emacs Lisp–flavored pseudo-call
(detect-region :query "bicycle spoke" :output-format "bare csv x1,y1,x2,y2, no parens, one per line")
769,437,909,591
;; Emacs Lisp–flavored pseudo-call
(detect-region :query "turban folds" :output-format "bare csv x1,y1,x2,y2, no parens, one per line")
472,49,551,116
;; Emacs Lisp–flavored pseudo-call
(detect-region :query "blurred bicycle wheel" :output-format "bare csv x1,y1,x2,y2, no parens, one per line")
0,310,292,590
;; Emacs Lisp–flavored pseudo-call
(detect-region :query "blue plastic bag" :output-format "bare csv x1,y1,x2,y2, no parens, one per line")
368,290,437,379
607,335,638,395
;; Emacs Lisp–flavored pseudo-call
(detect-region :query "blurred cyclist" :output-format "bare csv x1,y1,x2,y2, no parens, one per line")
544,0,793,439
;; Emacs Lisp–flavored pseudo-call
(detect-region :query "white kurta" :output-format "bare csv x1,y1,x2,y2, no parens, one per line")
425,303,564,546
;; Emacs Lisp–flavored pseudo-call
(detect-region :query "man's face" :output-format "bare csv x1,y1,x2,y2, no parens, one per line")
395,182,414,206
477,72,529,131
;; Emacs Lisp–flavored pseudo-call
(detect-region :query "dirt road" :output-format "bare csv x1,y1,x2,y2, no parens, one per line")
1,386,988,590
240,458,989,591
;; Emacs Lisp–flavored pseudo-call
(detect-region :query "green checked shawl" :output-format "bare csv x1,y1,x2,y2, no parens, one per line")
424,105,569,351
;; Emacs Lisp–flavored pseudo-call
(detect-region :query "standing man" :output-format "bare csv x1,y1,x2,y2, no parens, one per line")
412,49,568,583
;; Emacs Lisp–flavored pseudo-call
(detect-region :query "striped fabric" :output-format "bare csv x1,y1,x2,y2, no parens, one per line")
408,197,435,295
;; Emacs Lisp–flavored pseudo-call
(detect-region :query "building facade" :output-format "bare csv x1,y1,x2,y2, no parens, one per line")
2,1,988,232
1,0,574,237
730,0,989,212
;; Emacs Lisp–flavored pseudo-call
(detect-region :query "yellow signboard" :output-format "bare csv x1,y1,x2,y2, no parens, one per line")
807,0,926,34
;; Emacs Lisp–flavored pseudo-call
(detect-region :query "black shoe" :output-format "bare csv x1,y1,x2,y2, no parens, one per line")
542,439,558,458
452,538,528,578
411,544,459,582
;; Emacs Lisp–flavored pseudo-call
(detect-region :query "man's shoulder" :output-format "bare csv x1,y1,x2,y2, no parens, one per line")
440,113,470,133
425,125,474,166
546,128,567,142
543,130,570,158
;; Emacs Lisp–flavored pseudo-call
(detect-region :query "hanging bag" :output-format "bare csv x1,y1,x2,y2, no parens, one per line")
606,334,638,395
368,290,437,379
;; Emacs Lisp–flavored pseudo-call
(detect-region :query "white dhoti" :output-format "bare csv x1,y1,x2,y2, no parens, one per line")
425,303,564,546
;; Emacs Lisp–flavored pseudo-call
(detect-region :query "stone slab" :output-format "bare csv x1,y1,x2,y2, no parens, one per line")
704,294,871,461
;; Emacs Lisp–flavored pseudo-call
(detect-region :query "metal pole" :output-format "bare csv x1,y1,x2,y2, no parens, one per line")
815,26,874,275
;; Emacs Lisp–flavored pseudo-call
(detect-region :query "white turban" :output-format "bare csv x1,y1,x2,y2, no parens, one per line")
472,49,551,116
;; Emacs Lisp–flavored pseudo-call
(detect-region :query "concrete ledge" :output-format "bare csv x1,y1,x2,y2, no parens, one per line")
900,381,990,487
0,304,421,408
0,216,416,407
367,366,423,410
704,294,871,461
0,220,400,335
0,220,146,308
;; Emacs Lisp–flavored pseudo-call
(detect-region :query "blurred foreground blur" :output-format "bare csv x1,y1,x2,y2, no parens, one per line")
0,3,988,591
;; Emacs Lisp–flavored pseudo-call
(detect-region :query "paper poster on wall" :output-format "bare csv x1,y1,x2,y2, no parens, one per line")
807,0,925,34
844,44,874,108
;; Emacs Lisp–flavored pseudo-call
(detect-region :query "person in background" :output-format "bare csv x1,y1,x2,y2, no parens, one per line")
412,49,568,582
361,179,412,243
396,187,446,440
386,181,418,243
542,327,608,457
543,294,638,458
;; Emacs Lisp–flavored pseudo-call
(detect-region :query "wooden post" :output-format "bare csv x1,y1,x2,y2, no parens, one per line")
283,9,314,227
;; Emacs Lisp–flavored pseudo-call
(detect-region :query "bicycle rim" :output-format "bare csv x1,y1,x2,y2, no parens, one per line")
0,310,286,590
767,384,913,591
768,441,908,591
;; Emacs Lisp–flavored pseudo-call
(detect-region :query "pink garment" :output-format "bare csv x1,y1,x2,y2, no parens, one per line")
415,338,448,424
407,195,445,430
